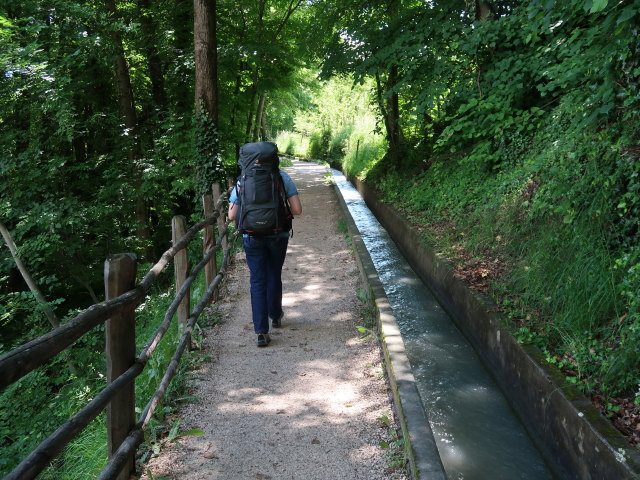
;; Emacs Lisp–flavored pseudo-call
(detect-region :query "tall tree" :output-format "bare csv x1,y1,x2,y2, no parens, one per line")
194,0,218,121
105,0,154,257
139,0,167,117
194,0,223,192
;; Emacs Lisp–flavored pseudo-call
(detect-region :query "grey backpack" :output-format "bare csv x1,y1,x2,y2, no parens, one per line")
235,142,292,235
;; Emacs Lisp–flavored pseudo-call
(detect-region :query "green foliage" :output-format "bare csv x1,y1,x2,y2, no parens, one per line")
341,131,386,179
3,0,640,473
376,413,408,471
307,127,332,161
194,108,225,195
0,361,104,477
141,418,203,460
368,111,638,396
307,0,640,400
279,74,385,174
41,416,108,480
0,0,327,478
274,131,309,156
0,276,200,477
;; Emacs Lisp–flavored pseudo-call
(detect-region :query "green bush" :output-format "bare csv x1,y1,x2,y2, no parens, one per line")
307,128,332,161
274,131,309,157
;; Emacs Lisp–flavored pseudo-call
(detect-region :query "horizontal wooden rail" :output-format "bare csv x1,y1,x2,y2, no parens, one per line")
0,289,144,390
138,225,230,362
0,189,231,391
97,245,234,480
4,360,145,480
7,229,236,480
139,246,233,429
2,185,235,480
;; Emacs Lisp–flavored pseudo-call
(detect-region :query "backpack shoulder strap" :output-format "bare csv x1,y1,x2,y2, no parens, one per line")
277,171,292,213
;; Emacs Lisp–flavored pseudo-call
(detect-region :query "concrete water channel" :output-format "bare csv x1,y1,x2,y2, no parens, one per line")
330,169,555,480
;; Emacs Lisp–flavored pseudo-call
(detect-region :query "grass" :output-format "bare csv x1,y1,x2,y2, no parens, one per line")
0,241,235,478
41,416,108,479
377,412,408,472
328,101,640,408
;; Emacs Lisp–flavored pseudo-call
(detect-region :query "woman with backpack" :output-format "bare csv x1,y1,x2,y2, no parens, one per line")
228,142,302,347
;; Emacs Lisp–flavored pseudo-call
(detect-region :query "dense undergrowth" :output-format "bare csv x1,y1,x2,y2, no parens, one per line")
372,119,638,400
0,244,223,477
277,23,639,451
275,1,640,412
279,105,639,427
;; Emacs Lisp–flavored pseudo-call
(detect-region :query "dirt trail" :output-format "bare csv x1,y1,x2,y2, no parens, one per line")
142,161,408,480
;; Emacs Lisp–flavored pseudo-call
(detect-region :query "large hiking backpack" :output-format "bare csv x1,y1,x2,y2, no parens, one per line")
235,142,293,236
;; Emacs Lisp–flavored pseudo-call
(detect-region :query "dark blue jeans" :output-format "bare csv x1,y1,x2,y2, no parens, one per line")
242,235,289,334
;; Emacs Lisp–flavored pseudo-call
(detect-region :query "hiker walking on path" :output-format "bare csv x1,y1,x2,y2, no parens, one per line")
142,159,408,480
228,141,302,347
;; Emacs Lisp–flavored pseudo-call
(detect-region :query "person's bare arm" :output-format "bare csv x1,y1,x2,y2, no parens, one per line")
228,202,238,220
288,194,302,216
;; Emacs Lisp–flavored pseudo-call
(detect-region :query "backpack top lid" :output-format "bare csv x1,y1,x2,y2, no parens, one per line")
238,141,279,171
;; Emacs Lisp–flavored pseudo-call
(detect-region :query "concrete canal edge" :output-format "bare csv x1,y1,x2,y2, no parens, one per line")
345,175,640,480
332,180,448,480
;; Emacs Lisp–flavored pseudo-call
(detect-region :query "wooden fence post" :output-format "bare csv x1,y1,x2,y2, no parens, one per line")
211,183,225,302
104,253,137,480
172,215,190,349
202,193,218,295
212,182,227,251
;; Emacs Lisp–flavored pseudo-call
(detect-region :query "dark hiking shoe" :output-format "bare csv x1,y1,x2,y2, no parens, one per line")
271,313,284,328
257,333,271,347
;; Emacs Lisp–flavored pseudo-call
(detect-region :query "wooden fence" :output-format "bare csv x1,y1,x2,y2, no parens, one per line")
0,184,236,480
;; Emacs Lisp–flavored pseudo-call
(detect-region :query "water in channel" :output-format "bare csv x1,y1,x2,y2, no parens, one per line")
331,169,555,480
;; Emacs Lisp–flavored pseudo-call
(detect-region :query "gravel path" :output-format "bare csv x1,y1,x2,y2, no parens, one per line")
141,161,409,480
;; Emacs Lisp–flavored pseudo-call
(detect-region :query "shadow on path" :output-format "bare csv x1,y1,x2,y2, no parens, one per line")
141,161,409,480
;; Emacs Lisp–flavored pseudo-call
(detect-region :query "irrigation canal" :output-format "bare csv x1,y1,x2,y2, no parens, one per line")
331,169,556,480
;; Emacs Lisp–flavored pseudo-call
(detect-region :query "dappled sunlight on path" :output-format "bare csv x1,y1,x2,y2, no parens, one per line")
141,161,408,480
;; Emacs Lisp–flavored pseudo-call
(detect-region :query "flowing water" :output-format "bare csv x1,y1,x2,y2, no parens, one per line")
332,169,555,480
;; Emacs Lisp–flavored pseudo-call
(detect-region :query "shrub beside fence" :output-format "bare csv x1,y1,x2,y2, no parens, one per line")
0,184,235,480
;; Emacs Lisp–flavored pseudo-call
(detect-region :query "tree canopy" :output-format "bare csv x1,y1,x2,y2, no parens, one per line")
1,0,640,474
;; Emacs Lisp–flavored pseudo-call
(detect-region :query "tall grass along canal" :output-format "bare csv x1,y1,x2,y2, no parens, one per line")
332,169,555,480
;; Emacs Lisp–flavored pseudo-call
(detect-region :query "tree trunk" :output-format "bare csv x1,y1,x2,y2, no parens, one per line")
384,0,401,163
194,0,218,120
245,69,259,141
388,64,401,152
106,0,138,134
105,0,153,259
172,0,193,115
139,0,167,114
253,94,266,141
0,222,59,329
230,65,243,158
375,71,398,160
260,99,269,140
0,221,78,374
475,0,492,21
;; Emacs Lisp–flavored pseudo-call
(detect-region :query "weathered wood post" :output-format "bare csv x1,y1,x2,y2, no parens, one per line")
172,215,190,349
212,182,226,250
104,253,137,480
202,193,218,294
211,182,225,302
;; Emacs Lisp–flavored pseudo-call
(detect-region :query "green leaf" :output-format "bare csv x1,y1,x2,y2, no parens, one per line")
589,0,608,13
177,429,205,438
616,7,637,24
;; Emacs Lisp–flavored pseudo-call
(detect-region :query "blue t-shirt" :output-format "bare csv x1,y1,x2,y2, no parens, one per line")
229,170,298,204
